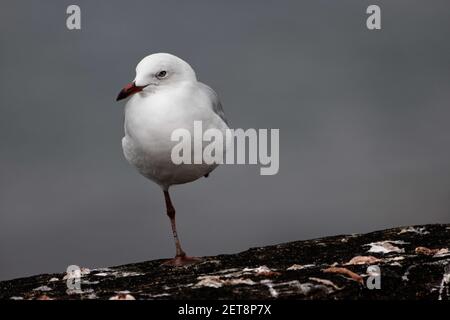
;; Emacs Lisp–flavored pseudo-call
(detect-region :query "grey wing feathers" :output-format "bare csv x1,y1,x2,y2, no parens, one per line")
198,82,229,125
213,100,229,126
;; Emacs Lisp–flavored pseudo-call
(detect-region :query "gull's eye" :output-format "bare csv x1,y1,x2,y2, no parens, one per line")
156,70,168,79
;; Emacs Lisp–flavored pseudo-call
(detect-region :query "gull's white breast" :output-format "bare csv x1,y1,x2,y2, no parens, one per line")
122,81,228,189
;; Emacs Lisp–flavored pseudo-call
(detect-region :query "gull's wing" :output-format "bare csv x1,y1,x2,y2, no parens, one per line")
198,82,229,126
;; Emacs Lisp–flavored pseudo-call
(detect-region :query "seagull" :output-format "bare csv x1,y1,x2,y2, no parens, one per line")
116,53,229,266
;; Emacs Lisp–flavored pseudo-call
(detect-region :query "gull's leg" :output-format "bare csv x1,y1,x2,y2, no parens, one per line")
162,190,201,266
164,190,185,257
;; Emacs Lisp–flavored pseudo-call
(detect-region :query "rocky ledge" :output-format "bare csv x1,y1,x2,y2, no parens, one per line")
1,224,449,300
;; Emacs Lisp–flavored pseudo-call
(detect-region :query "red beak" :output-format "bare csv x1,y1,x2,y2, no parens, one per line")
116,82,147,101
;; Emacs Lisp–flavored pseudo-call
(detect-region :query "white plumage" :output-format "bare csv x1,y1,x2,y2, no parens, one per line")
117,53,229,265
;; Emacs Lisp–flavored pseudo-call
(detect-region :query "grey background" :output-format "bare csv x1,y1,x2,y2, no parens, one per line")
1,0,449,281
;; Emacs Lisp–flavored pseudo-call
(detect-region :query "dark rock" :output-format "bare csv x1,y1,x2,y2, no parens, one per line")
1,224,449,300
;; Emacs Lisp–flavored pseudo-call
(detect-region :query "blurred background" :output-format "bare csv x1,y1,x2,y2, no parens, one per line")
1,0,449,280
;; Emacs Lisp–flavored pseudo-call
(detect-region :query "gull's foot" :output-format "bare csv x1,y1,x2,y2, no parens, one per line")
162,255,202,267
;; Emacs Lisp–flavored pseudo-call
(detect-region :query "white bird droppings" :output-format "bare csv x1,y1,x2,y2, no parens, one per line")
33,285,52,292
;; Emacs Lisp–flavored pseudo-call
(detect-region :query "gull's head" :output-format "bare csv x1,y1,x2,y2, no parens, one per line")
116,53,197,101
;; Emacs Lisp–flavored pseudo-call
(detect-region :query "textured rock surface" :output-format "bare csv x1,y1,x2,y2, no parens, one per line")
1,224,449,300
